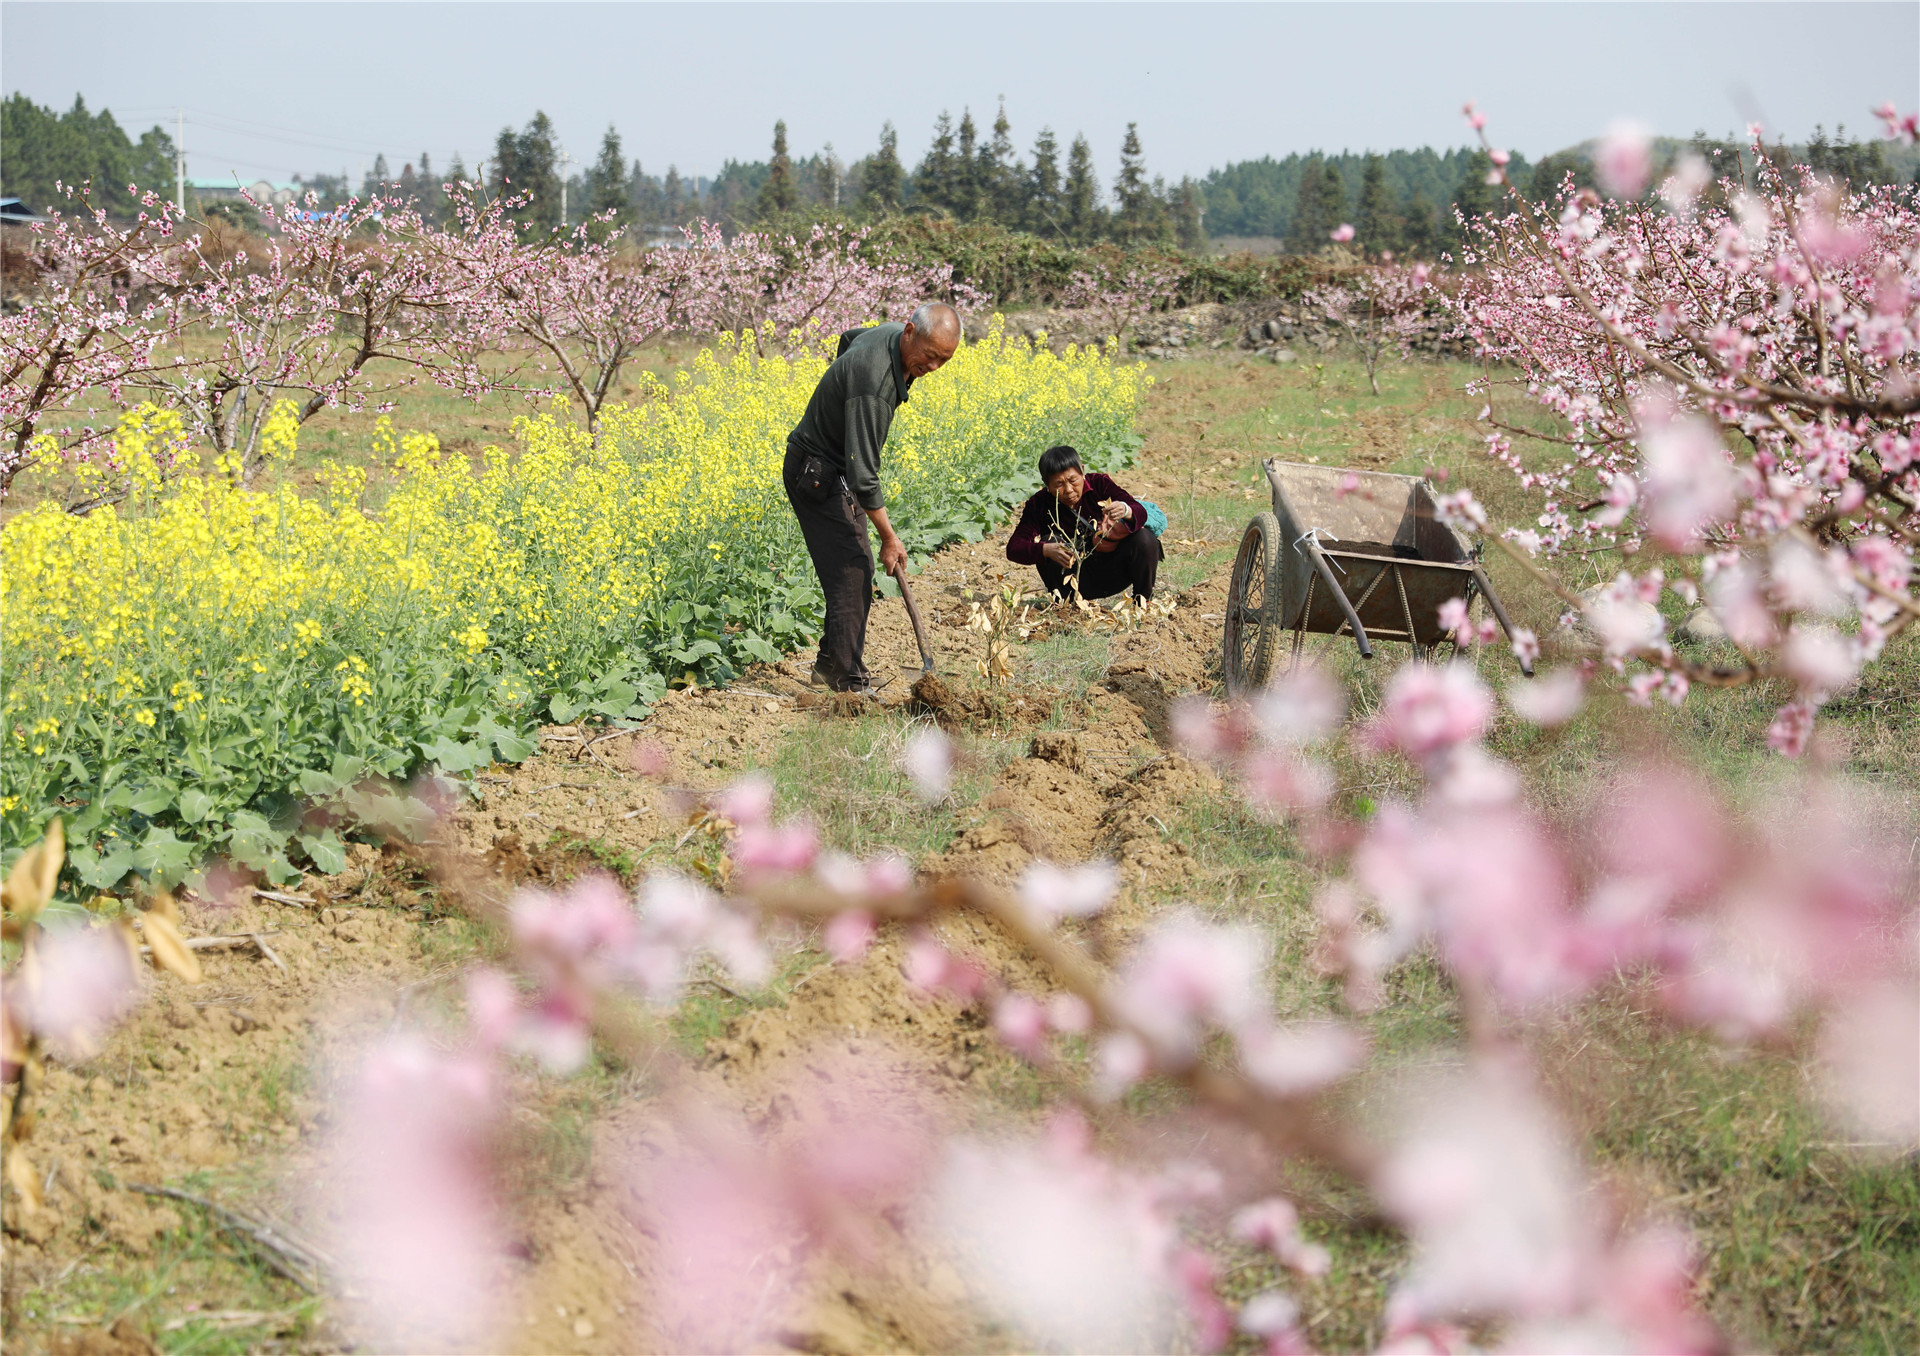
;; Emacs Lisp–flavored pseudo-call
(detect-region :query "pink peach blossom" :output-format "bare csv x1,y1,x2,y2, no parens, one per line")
1816,979,1920,1148
1597,120,1654,199
901,726,953,802
993,993,1049,1059
713,772,774,828
325,1033,506,1351
823,908,877,962
1019,859,1120,921
14,923,141,1060
1362,662,1495,766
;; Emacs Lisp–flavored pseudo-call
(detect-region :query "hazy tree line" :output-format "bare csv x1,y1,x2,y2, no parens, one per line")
1210,126,1908,254
4,90,1911,263
0,94,178,217
1203,147,1519,254
546,104,1208,250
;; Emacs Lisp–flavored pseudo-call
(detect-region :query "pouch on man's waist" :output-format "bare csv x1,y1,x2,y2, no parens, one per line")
798,453,836,497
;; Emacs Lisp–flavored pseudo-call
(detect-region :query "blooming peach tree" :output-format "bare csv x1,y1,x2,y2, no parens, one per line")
437,196,975,430
709,220,983,353
1305,261,1438,395
124,186,521,486
1450,104,1920,752
431,183,731,431
1058,257,1181,347
253,656,1915,1352
0,185,194,498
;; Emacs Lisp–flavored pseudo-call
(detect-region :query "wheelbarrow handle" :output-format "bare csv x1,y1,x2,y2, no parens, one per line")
1472,565,1534,677
1301,536,1373,659
1262,457,1287,509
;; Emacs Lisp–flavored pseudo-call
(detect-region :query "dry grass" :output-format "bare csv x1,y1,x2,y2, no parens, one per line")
1124,352,1920,1354
8,347,1914,1353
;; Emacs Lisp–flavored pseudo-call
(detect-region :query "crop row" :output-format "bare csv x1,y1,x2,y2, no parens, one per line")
0,320,1145,888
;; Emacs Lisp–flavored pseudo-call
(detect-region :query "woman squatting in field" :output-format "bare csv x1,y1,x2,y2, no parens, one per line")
1004,444,1163,602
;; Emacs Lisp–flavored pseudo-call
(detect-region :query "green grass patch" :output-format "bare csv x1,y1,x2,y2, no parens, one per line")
13,1174,323,1355
756,714,1011,861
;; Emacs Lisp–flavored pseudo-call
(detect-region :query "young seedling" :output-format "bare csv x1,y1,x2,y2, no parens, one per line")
964,582,1036,686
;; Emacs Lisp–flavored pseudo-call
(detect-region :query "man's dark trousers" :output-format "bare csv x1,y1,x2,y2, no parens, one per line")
1036,527,1162,603
784,445,873,688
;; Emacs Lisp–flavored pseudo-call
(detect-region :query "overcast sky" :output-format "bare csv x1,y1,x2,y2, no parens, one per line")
4,2,1916,187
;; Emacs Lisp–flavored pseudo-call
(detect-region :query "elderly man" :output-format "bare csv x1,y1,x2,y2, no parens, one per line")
784,302,961,693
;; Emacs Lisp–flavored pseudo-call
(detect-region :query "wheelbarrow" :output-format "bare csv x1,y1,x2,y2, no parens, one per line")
1223,458,1533,694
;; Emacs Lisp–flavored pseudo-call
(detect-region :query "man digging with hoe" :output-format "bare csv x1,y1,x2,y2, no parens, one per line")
784,302,961,695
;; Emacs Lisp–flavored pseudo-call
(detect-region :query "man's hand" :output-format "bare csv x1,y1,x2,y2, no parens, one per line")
1042,541,1078,568
865,504,908,574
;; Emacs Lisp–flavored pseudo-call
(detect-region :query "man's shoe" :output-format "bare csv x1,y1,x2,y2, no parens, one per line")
810,664,879,697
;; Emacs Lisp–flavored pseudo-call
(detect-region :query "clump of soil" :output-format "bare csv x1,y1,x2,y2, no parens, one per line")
795,689,879,718
1028,730,1085,774
484,828,537,882
909,672,1075,730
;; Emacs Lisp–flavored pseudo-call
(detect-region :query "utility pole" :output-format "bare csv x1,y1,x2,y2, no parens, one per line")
175,108,185,213
559,149,574,227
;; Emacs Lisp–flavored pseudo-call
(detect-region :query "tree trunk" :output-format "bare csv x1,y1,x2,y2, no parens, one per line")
212,389,247,484
238,391,272,489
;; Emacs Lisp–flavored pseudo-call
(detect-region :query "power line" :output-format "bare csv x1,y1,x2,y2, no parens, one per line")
113,104,423,163
183,123,393,162
178,105,403,158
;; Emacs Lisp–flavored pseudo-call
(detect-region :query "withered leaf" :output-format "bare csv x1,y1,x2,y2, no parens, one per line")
1,818,64,921
0,1004,20,1073
4,1145,42,1213
111,917,143,974
141,912,203,984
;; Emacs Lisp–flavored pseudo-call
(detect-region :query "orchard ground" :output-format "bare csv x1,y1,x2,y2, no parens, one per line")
4,346,1917,1355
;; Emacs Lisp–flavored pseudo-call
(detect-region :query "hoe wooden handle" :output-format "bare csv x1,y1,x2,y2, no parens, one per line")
891,561,935,673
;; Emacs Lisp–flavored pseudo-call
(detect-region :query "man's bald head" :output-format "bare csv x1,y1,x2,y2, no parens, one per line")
910,302,960,340
901,302,961,378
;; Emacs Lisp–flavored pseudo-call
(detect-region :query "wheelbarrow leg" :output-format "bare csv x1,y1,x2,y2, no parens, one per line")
1392,565,1427,661
1283,574,1315,674
1303,537,1373,659
1472,565,1534,677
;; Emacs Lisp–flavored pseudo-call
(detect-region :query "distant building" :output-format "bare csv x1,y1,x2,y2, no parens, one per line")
0,196,45,224
188,178,299,208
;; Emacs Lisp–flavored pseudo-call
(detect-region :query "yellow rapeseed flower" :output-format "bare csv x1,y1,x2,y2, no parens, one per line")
0,320,1144,846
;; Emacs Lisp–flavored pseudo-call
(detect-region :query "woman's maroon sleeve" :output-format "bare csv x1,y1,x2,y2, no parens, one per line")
1088,473,1147,530
1005,492,1049,564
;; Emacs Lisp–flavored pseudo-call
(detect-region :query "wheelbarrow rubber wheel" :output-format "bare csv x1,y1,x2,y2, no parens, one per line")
1224,511,1282,695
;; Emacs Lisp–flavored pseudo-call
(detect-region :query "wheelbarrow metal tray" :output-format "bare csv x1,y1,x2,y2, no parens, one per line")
1264,459,1474,648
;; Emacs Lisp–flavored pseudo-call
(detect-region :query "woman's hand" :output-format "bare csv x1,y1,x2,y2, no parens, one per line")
1042,541,1077,568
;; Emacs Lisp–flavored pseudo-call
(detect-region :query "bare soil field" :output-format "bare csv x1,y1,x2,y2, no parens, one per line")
6,354,1915,1356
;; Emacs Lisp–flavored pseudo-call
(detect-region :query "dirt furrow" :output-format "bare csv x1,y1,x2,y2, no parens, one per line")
489,546,1236,1353
9,363,1273,1353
